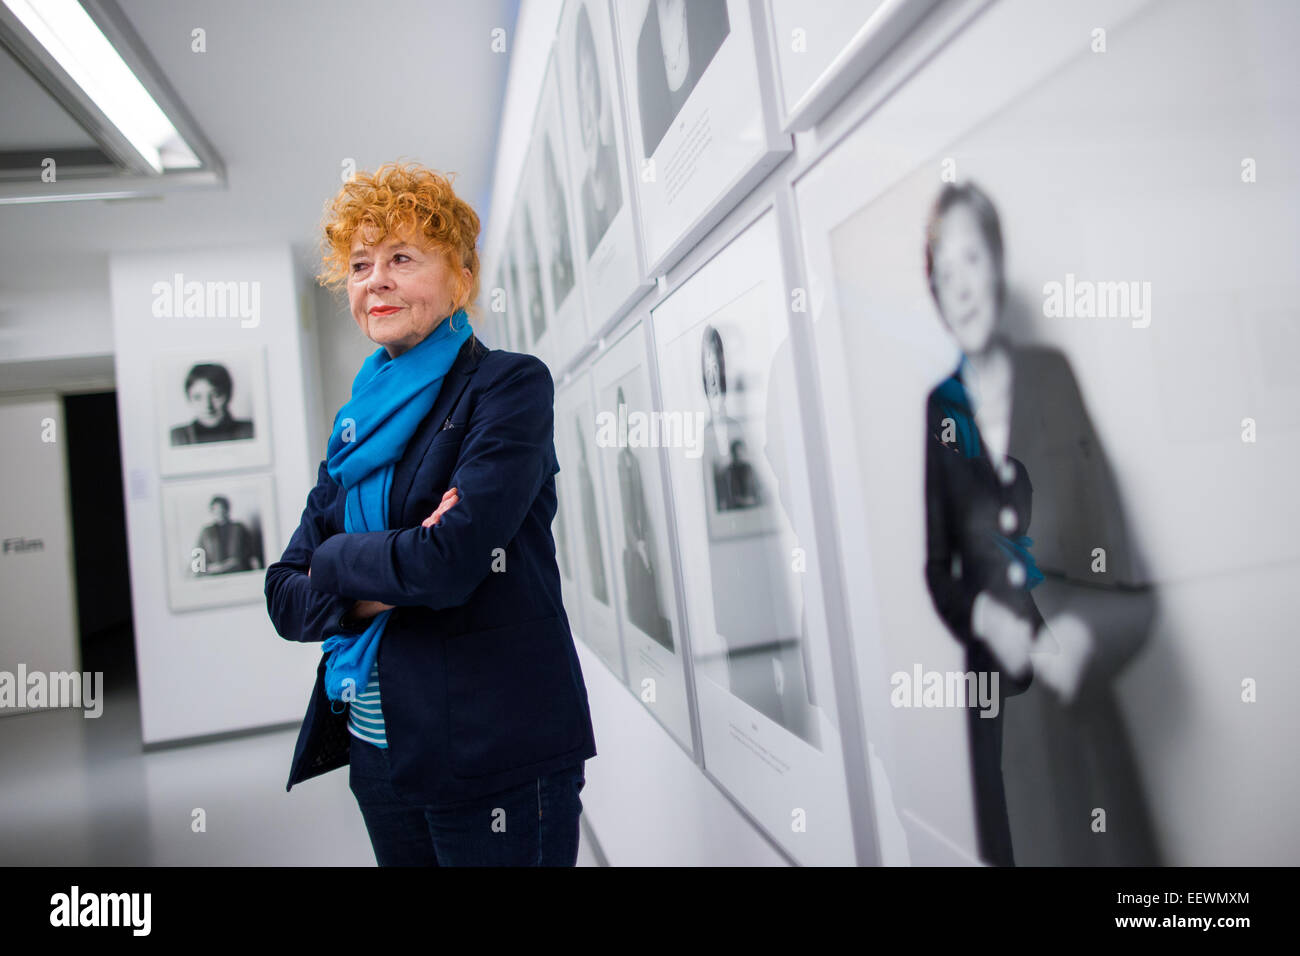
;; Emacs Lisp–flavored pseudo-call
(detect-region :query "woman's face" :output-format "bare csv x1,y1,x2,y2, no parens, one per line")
931,203,1000,356
348,229,468,358
187,379,228,426
703,343,723,409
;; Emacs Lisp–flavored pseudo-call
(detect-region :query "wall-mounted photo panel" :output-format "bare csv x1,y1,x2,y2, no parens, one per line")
161,473,277,613
554,372,625,679
557,0,654,331
653,207,853,864
502,213,534,354
613,0,791,276
794,0,1296,866
484,262,511,350
519,56,589,371
154,346,271,477
590,321,693,751
765,0,940,132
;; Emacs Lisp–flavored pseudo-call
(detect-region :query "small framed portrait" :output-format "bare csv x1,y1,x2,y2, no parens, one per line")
696,321,780,542
612,0,790,275
154,346,272,477
160,474,277,613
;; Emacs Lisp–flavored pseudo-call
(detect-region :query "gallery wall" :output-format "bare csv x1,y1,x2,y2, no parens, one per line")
108,243,321,746
0,394,79,714
480,0,1300,866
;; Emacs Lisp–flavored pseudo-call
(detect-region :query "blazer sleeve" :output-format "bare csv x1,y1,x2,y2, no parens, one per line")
264,460,365,643
306,355,557,611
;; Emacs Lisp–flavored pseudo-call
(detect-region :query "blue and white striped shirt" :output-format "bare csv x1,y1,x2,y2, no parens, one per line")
347,660,387,748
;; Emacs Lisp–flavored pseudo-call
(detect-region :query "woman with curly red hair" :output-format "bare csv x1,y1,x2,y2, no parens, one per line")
265,161,596,866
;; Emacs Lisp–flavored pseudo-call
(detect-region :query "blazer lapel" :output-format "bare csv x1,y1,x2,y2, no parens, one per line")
388,334,486,527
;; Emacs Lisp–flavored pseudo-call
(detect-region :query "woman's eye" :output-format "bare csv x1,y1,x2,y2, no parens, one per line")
351,262,367,272
394,254,410,263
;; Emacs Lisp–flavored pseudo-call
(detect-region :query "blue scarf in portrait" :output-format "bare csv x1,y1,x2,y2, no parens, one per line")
933,357,1044,591
320,308,473,705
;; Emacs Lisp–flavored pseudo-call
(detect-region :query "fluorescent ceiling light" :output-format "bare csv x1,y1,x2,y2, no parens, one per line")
3,0,199,172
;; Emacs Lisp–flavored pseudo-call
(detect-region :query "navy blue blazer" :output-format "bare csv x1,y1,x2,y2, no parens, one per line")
265,333,597,804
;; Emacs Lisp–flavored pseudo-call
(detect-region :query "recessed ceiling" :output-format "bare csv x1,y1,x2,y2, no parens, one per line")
0,0,517,293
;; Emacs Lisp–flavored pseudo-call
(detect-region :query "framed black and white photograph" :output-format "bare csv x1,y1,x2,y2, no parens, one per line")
652,206,852,864
160,473,277,613
518,56,589,370
557,0,654,330
486,261,513,352
503,220,533,354
153,346,271,477
613,0,791,276
765,0,941,133
794,0,1297,867
554,372,625,679
590,321,693,751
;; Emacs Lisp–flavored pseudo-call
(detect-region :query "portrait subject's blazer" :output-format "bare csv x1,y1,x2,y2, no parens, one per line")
264,334,597,804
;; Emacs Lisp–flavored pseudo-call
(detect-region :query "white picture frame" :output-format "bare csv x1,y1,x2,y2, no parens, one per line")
590,320,694,752
613,0,791,277
651,205,853,864
160,473,278,613
556,0,655,335
554,372,626,679
765,0,941,133
153,346,272,478
518,54,590,372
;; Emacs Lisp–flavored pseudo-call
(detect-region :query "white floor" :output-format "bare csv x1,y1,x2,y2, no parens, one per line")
0,674,600,866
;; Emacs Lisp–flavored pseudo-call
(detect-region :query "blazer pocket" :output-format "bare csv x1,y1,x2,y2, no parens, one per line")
444,614,586,778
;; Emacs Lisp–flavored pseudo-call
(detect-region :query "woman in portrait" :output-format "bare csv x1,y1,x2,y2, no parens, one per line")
635,0,730,158
573,1,623,259
543,138,576,309
264,162,596,867
576,417,610,606
523,206,547,344
194,494,260,574
615,385,672,650
922,181,1158,866
170,362,254,445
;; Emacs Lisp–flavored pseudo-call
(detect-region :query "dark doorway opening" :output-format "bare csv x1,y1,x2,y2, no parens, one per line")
63,391,135,691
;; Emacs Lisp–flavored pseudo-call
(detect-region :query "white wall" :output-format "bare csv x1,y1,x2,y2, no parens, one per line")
0,258,113,363
108,244,320,745
0,394,79,714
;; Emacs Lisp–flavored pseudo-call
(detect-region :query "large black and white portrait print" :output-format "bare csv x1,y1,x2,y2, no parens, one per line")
653,209,853,865
792,0,1296,867
614,0,786,274
634,0,730,159
154,346,271,476
553,374,625,679
557,0,652,330
161,474,276,612
591,323,693,749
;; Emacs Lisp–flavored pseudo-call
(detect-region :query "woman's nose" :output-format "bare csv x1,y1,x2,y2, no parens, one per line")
367,260,394,290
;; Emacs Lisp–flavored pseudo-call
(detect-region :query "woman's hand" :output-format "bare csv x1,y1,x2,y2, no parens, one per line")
342,599,396,627
422,486,460,528
971,590,1033,680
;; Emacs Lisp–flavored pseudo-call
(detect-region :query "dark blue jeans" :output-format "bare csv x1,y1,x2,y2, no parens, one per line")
348,736,585,866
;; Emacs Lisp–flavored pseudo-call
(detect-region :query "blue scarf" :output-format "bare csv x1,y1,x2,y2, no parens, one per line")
320,309,473,705
934,358,1044,591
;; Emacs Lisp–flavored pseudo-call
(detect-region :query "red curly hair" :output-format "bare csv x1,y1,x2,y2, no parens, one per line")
317,161,482,320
